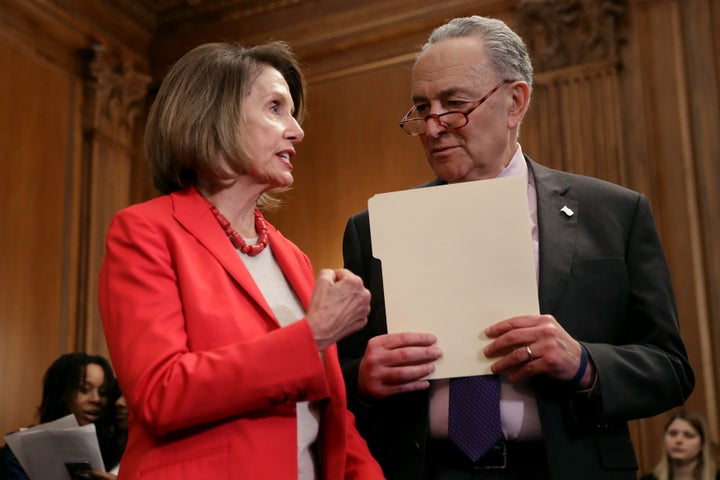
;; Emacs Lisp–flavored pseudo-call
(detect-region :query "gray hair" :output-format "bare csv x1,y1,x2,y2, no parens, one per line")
420,16,533,92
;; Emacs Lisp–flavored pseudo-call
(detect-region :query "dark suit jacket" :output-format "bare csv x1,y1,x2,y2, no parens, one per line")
338,157,694,480
0,445,29,480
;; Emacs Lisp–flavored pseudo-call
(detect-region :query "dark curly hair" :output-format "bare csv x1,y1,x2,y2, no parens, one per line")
37,353,125,471
38,352,115,423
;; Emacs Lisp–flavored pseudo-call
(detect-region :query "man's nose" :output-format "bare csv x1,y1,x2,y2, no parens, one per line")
424,115,450,136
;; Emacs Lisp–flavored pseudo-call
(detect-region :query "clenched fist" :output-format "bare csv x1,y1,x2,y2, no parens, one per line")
306,268,371,351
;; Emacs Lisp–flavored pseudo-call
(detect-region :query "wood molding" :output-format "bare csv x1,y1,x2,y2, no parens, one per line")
147,0,516,80
0,0,150,70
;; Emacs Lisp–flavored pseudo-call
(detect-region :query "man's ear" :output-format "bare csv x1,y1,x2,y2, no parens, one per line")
507,81,530,130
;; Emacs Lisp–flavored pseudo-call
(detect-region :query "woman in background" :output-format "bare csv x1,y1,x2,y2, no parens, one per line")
1,352,124,479
99,41,383,479
641,410,719,480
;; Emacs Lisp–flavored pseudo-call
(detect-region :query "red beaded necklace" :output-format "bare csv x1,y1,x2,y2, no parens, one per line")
205,201,269,256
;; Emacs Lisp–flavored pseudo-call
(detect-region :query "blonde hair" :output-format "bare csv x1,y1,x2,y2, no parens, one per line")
653,410,716,480
145,41,306,208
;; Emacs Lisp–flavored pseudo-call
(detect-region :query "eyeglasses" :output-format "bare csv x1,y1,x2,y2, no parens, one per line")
399,79,514,135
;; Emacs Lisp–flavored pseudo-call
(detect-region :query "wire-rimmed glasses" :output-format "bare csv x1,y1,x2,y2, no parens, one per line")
399,79,515,135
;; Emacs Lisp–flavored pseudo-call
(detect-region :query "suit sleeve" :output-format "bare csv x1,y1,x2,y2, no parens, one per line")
1,444,30,480
337,213,387,410
319,343,385,479
99,208,330,436
568,194,694,424
328,343,385,479
341,410,386,479
338,215,366,401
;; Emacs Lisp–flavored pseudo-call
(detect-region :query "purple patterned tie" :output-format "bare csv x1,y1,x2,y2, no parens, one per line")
448,375,503,461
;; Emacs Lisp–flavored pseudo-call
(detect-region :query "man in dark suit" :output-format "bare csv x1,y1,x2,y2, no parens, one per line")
338,15,694,480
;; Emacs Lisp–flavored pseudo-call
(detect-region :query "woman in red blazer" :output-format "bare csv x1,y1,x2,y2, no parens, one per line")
99,41,384,480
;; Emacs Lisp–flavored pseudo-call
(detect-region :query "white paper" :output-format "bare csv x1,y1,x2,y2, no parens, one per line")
3,414,79,470
369,176,539,379
4,414,106,480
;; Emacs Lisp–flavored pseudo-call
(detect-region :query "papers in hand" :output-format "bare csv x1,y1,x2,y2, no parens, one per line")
368,176,539,379
4,414,106,480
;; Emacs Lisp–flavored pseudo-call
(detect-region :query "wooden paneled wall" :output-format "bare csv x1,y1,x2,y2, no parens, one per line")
1,0,718,476
0,28,83,436
0,0,151,438
620,0,720,463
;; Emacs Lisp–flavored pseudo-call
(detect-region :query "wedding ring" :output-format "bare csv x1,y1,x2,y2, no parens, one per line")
525,345,533,361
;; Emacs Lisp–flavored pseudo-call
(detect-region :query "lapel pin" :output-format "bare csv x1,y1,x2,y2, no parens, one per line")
560,205,574,217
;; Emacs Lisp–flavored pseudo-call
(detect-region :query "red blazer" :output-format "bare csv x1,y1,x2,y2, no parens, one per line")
99,187,384,480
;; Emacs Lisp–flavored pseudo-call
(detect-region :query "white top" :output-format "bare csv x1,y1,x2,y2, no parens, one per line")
240,244,321,480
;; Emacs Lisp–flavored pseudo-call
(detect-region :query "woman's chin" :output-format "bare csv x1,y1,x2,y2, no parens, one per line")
251,171,294,190
274,173,294,188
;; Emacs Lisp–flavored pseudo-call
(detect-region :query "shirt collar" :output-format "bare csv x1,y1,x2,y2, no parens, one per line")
496,143,526,180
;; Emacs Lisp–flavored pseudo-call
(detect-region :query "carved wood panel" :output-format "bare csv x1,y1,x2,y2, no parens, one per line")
79,46,151,356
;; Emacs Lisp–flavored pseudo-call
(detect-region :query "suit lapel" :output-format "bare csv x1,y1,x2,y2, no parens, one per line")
266,228,314,311
528,159,578,314
171,187,277,322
